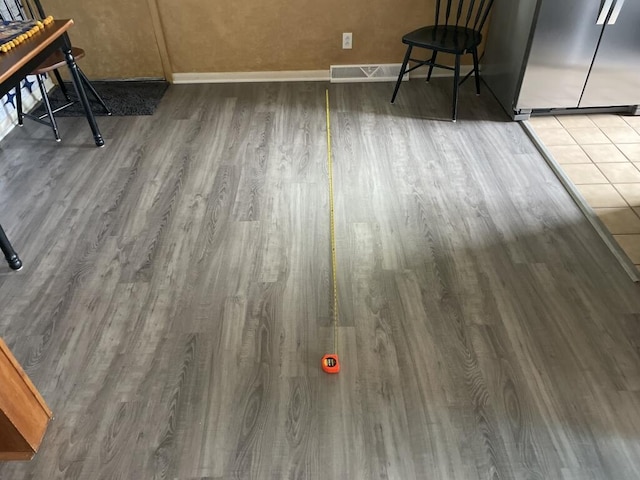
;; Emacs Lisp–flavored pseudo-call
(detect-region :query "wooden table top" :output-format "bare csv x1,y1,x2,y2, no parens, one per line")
0,19,73,85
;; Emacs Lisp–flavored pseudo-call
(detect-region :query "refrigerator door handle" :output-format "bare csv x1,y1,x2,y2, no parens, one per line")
608,0,626,24
597,0,615,24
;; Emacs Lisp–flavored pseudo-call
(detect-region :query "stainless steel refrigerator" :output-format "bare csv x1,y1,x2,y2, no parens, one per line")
483,0,640,119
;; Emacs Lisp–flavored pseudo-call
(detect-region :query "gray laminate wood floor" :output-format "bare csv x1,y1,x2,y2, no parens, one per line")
1,79,640,479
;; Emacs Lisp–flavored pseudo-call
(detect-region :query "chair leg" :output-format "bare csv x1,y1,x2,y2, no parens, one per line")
15,86,23,126
52,70,72,101
426,50,438,83
452,54,461,122
78,68,111,115
36,76,61,142
472,48,481,96
391,45,412,104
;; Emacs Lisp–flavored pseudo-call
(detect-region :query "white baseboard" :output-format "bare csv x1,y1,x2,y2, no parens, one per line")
330,64,407,83
172,65,476,85
173,70,330,84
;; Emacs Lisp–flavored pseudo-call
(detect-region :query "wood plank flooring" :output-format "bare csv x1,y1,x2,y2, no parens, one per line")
0,78,640,479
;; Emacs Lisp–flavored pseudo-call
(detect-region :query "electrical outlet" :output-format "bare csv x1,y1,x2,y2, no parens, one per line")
342,32,353,49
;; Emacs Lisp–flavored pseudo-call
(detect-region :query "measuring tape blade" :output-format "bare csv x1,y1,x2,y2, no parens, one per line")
322,89,340,374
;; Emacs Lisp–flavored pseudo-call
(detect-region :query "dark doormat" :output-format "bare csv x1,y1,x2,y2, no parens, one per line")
32,80,170,117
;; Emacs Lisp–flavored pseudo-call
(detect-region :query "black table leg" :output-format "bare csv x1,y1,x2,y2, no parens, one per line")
0,223,22,270
61,33,104,147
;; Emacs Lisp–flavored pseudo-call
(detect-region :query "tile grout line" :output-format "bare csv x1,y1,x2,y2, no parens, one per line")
522,119,640,281
551,115,640,227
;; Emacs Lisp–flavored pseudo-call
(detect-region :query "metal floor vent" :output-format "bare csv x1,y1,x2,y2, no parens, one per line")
329,64,408,83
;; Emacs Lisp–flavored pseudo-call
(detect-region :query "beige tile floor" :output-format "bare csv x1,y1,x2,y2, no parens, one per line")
528,113,640,271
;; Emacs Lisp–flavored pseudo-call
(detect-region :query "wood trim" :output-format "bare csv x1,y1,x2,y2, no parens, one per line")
0,338,52,460
0,339,52,418
146,0,173,82
0,451,35,461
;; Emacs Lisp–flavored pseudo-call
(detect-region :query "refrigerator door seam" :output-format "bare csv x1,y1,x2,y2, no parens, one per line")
597,0,615,24
608,0,626,24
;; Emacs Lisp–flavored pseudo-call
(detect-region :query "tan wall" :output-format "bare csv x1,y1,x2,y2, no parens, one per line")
42,0,165,79
41,0,487,78
156,0,440,73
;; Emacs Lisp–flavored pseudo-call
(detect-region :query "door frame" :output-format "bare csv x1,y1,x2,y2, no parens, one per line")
146,0,173,82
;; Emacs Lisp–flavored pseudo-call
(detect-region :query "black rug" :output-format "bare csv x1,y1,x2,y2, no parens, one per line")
32,80,170,117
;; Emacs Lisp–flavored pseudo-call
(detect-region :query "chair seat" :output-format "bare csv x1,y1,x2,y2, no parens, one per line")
402,26,482,54
32,47,85,74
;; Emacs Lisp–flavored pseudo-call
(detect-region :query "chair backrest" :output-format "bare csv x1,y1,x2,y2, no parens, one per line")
434,0,495,32
0,0,46,22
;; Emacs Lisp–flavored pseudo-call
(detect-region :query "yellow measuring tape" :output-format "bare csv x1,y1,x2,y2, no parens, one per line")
321,89,341,374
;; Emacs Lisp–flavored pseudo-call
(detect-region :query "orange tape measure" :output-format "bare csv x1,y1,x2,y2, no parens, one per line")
322,89,340,374
322,354,340,374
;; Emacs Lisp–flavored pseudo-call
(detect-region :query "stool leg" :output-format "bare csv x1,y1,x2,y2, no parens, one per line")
15,86,23,126
62,34,104,147
52,70,72,101
37,76,61,142
78,68,111,115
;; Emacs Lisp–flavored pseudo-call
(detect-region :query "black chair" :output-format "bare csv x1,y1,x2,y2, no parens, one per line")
1,0,110,141
390,0,495,122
